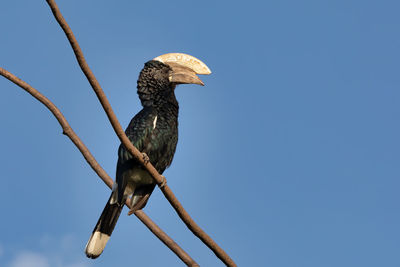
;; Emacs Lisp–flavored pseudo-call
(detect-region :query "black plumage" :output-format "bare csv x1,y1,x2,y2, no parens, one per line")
115,60,179,208
85,55,209,259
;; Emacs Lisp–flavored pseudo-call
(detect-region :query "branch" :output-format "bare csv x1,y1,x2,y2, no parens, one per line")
45,1,236,266
0,67,199,267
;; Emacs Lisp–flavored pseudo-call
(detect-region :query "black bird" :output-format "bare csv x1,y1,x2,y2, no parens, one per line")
85,53,211,258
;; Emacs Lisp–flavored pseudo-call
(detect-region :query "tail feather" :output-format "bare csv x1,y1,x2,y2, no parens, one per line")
85,194,124,259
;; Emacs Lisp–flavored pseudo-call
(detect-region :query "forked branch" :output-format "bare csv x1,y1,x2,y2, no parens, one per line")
45,1,236,266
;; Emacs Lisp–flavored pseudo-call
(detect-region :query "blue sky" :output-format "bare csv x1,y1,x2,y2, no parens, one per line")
1,1,399,266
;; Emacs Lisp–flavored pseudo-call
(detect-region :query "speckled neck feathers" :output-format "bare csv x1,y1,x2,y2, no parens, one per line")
137,60,179,117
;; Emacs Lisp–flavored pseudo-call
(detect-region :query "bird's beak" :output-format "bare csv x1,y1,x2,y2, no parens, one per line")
167,63,205,86
153,53,211,86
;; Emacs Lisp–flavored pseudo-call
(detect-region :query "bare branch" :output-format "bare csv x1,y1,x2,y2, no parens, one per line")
0,67,199,267
45,1,236,266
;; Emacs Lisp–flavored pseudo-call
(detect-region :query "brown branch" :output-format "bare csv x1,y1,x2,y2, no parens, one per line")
45,0,236,266
0,67,199,267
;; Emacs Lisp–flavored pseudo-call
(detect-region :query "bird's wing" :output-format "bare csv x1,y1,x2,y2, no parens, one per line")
118,108,157,161
115,107,157,204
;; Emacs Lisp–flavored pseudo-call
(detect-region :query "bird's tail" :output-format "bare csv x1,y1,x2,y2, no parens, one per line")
85,194,124,259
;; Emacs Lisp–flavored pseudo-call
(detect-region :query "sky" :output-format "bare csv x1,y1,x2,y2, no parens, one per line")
1,0,399,266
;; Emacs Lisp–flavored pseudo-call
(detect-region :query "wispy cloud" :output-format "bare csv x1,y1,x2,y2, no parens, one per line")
8,251,49,267
3,235,91,267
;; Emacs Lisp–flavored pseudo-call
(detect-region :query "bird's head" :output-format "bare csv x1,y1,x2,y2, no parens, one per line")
137,53,211,107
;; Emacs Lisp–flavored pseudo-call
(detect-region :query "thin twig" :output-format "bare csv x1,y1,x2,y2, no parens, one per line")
0,67,199,267
45,0,236,265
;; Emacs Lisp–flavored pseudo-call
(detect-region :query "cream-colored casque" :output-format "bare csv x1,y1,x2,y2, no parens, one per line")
153,53,212,75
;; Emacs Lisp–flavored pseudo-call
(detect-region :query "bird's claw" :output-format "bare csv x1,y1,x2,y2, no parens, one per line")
158,175,167,189
142,152,150,165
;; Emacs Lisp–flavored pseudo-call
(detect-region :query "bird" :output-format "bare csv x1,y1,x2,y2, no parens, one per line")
85,53,211,259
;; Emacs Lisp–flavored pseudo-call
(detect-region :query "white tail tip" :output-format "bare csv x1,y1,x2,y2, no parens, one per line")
85,231,110,259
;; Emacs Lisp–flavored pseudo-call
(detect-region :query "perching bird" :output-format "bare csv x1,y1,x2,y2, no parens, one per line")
85,53,211,259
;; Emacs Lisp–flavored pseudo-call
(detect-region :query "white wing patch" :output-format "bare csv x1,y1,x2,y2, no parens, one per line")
153,115,158,129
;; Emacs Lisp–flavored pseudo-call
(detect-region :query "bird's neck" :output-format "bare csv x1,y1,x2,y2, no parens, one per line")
138,87,179,118
155,93,179,118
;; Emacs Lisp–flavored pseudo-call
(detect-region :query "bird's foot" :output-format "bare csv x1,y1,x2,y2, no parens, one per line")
127,208,136,216
142,152,150,165
127,195,150,215
127,198,138,215
158,175,167,189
